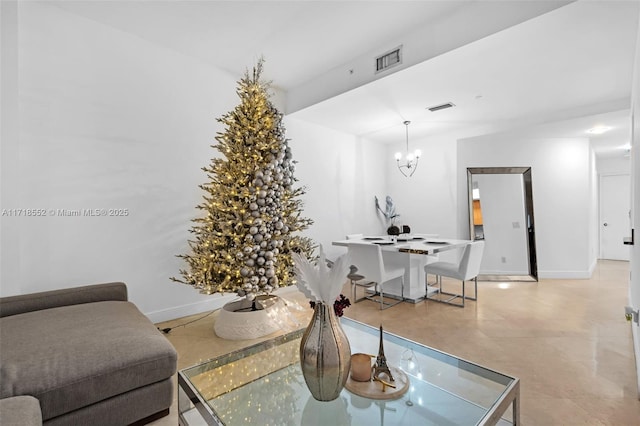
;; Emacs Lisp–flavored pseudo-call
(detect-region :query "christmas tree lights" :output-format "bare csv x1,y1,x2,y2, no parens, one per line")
172,60,314,296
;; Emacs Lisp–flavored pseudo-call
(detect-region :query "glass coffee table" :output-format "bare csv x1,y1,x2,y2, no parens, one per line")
178,317,519,425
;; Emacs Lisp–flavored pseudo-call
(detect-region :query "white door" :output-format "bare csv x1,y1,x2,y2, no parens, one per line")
600,174,631,261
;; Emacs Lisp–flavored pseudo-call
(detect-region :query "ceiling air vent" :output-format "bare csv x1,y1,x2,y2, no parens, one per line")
427,102,455,112
375,46,402,73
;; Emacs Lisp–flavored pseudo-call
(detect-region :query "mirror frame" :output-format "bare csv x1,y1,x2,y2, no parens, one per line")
467,167,538,281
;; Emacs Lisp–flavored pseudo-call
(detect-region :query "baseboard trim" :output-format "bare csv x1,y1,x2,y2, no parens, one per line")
145,295,235,324
479,269,530,275
144,286,300,323
588,257,598,277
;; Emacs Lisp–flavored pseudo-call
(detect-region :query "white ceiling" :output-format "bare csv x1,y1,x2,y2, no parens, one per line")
51,0,474,89
289,0,639,156
52,0,639,158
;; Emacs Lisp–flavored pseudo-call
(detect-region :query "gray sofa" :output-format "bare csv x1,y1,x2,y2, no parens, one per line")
0,282,177,425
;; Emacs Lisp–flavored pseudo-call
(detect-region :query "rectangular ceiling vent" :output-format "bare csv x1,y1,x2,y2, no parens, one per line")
375,46,402,73
427,102,455,112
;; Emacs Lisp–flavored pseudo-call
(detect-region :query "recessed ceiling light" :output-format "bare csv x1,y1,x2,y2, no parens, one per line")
586,126,612,135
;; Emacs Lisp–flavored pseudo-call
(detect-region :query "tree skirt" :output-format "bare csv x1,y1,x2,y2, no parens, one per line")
214,295,287,340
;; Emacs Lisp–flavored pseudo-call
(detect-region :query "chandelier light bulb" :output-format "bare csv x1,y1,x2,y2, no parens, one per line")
394,120,420,177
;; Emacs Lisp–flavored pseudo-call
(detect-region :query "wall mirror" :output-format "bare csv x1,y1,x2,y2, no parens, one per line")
467,167,538,282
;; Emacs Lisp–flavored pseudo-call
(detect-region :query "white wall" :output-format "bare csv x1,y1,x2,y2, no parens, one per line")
384,131,460,239
458,134,595,278
1,2,244,320
1,0,20,297
384,126,598,278
589,148,599,270
284,118,386,261
628,3,640,397
597,156,631,174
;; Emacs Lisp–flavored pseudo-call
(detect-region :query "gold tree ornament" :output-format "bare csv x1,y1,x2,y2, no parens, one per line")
172,60,314,296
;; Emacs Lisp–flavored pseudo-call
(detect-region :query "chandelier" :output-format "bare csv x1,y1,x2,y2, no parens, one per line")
394,120,421,177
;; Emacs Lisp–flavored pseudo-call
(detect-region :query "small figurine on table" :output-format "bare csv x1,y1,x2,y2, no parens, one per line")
373,325,396,392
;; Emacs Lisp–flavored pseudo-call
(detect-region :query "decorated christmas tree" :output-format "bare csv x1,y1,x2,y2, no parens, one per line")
173,60,314,297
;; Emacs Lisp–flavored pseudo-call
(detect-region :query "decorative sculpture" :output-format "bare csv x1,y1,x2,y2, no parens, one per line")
373,325,396,391
375,196,407,237
375,196,399,223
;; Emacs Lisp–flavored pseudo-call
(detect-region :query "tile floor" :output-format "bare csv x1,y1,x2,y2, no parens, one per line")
153,260,640,425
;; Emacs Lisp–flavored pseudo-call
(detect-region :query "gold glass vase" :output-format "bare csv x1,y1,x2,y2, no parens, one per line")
299,302,351,401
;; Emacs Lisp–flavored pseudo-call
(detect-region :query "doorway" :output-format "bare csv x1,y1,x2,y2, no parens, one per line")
599,174,631,261
467,167,538,281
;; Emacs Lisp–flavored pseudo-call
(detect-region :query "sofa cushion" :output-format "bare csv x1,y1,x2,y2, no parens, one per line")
0,395,42,426
0,282,128,318
0,301,176,421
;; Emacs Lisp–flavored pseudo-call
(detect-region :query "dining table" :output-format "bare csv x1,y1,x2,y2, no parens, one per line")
332,235,472,302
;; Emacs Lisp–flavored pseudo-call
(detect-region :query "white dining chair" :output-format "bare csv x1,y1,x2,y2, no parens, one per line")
345,234,369,302
414,233,441,284
424,241,485,307
347,242,405,310
346,264,374,304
